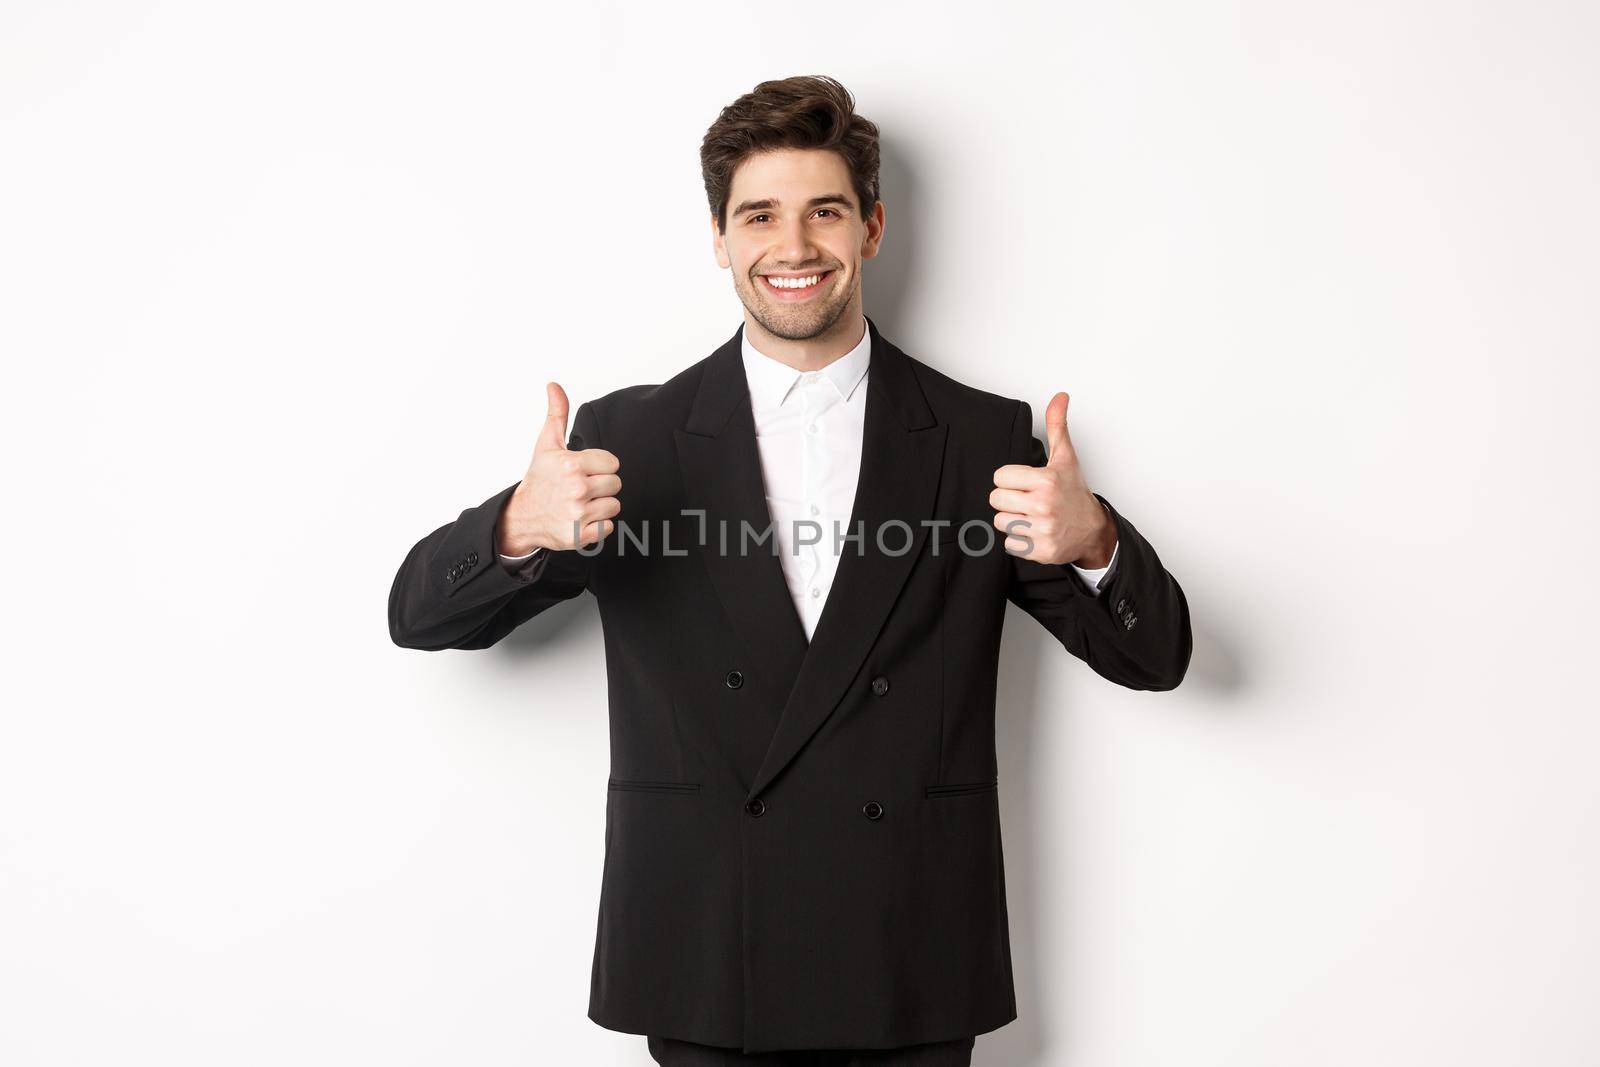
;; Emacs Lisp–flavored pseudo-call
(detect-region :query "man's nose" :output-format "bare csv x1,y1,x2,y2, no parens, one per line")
775,218,816,263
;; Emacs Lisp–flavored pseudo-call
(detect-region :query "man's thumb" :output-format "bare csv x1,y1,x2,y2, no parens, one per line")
1043,391,1072,466
535,381,571,453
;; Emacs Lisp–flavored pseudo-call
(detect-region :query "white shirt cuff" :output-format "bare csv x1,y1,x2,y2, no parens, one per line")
1069,537,1119,597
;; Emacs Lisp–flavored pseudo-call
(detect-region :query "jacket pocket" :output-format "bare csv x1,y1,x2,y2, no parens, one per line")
607,777,702,795
925,777,999,798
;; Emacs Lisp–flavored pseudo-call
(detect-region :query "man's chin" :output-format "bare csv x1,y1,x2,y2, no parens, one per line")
746,299,848,342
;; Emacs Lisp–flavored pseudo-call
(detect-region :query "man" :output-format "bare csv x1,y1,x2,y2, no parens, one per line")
389,74,1192,1066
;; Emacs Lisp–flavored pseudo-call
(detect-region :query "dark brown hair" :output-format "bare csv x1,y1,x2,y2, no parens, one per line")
701,75,881,234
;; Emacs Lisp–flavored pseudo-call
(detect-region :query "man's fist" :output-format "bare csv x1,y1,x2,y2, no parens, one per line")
496,382,622,555
990,391,1116,567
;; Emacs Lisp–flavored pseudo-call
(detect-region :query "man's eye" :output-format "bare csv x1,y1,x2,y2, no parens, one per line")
815,209,836,218
749,214,770,224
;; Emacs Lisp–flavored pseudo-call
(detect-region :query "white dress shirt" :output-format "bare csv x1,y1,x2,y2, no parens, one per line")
500,320,1120,639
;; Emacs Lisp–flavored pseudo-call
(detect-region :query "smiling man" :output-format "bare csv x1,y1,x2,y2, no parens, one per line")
389,75,1193,1066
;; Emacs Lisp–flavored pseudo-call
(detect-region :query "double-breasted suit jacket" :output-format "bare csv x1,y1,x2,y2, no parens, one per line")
388,316,1193,1053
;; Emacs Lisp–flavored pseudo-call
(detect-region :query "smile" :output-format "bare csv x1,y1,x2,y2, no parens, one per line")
759,269,835,300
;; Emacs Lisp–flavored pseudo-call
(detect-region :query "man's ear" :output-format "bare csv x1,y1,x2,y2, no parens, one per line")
711,211,731,269
860,200,886,261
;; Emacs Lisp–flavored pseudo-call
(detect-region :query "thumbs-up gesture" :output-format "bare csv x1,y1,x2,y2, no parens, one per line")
496,383,622,555
990,392,1116,566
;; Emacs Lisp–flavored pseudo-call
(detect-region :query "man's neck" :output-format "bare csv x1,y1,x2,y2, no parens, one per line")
743,311,868,373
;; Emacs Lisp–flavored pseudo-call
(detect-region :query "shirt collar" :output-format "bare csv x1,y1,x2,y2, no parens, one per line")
740,318,872,412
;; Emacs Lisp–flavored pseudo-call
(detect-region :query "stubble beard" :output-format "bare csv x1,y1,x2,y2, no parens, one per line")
737,267,856,341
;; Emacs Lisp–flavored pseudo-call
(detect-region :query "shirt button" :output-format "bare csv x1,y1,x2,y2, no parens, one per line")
725,669,744,689
809,504,820,516
862,801,884,820
807,423,818,434
810,587,820,598
745,798,766,817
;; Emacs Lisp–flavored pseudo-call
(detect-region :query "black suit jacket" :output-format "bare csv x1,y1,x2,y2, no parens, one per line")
388,316,1192,1053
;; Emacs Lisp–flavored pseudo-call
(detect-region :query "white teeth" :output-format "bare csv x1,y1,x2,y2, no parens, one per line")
766,273,824,289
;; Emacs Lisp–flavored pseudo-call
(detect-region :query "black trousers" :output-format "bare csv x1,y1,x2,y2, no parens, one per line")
646,1034,976,1066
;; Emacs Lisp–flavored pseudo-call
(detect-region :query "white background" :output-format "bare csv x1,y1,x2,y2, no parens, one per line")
3,2,1597,1064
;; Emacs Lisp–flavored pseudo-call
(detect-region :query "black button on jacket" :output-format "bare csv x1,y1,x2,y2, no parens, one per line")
388,317,1193,1054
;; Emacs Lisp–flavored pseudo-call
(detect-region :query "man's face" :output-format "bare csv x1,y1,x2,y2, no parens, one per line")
713,147,884,341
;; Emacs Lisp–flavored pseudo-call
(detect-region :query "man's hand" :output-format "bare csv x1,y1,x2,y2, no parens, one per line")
990,391,1117,567
495,382,621,555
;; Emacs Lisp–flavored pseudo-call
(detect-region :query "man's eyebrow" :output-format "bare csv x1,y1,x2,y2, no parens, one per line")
730,194,855,218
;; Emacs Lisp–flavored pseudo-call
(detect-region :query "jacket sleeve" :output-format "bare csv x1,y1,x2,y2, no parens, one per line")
387,401,602,651
1004,399,1193,691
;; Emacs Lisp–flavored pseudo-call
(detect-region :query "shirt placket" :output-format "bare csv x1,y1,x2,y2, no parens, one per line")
799,373,831,627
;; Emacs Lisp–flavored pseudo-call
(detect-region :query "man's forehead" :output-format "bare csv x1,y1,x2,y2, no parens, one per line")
731,148,849,192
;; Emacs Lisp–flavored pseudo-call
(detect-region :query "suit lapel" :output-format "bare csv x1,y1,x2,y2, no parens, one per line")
673,324,811,700
747,317,947,800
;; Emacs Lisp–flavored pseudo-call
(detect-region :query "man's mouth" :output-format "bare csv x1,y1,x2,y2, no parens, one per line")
759,269,836,301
